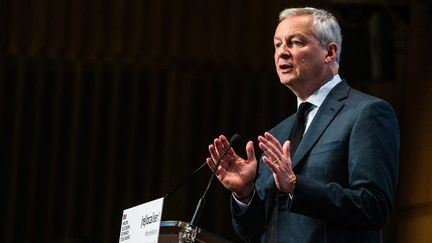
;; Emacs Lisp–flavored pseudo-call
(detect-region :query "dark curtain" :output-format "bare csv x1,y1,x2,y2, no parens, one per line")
2,55,295,243
1,0,411,242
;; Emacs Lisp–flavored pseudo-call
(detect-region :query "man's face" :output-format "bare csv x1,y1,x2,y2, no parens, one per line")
274,15,329,89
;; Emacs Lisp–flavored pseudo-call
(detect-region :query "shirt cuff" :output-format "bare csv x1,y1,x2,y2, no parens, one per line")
232,189,255,211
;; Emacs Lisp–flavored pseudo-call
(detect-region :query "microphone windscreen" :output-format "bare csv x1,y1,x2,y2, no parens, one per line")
229,133,241,146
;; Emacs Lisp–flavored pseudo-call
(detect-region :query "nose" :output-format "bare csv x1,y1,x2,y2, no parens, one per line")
279,51,290,59
276,44,290,59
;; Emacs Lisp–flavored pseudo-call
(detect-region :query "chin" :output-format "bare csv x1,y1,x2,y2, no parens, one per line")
282,78,303,89
279,76,295,85
279,80,293,87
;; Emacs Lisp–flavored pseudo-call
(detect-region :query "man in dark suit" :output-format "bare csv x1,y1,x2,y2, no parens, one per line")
207,7,399,243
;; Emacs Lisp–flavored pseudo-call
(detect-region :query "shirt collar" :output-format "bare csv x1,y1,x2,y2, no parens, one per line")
297,74,342,109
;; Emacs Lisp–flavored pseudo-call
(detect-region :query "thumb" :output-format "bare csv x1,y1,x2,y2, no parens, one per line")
245,141,256,163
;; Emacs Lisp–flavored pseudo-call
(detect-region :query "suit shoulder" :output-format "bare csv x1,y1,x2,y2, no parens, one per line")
347,87,395,111
343,87,399,131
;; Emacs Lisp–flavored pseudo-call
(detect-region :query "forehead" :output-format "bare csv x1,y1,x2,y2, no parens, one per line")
274,15,314,39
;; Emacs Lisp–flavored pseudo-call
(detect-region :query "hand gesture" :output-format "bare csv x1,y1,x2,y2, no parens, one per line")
258,132,296,194
207,135,257,201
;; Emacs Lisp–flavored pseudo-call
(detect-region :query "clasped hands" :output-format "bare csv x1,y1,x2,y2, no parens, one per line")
206,132,297,203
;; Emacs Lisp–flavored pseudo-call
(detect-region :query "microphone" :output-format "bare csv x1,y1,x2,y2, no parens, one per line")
189,133,241,226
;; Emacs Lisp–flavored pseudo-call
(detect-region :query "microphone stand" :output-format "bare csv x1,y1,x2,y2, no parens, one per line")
164,162,207,199
180,134,240,243
179,147,231,243
190,146,231,226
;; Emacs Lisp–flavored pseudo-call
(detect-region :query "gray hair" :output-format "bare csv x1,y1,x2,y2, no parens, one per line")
279,7,342,64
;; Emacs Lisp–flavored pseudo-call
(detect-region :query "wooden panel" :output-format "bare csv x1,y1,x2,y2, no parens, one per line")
397,205,432,243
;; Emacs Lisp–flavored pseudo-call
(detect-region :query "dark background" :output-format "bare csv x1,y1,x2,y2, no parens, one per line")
2,0,432,242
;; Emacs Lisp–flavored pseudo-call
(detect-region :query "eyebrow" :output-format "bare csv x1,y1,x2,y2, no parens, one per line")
274,33,307,41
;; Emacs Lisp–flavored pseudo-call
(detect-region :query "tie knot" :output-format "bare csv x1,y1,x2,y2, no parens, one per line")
297,102,312,117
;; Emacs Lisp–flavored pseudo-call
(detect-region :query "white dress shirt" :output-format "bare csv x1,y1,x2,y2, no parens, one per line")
301,74,342,132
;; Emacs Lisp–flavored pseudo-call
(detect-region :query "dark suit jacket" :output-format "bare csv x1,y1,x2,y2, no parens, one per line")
231,81,400,243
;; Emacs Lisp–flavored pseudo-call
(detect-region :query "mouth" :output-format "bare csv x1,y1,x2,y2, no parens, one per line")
279,64,293,73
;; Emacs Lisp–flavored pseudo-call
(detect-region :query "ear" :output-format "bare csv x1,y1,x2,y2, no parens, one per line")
324,43,338,63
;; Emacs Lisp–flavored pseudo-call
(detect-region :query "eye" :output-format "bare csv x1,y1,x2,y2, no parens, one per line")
290,39,304,47
274,41,282,49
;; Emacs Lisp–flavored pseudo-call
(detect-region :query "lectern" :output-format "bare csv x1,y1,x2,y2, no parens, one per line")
159,221,234,243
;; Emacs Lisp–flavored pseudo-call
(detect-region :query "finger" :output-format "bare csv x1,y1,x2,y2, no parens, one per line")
218,134,232,154
258,139,279,161
206,157,216,171
213,135,235,169
220,135,237,157
225,145,236,157
214,137,226,157
219,134,230,147
263,155,279,173
207,158,228,183
258,135,282,156
264,132,283,151
209,143,222,164
206,157,223,173
215,134,232,156
210,142,230,170
217,135,240,167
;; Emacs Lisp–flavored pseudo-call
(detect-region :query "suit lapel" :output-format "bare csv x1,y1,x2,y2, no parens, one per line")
292,81,350,169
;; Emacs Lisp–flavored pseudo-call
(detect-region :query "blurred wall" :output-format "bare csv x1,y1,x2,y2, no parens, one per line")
1,0,431,242
396,1,432,242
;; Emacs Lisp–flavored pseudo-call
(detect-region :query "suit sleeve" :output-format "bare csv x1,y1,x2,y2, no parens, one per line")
230,193,266,242
290,100,400,229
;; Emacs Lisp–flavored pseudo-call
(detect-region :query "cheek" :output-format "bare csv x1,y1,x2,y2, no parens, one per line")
293,51,306,63
296,52,315,67
296,56,309,69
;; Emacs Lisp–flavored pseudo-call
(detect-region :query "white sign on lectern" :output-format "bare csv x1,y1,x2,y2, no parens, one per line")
119,197,164,243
